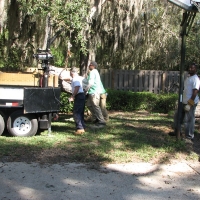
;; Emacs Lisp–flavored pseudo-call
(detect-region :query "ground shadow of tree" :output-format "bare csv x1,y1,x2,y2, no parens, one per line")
0,111,199,165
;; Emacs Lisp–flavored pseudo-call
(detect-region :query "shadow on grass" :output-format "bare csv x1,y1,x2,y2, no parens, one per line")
0,112,198,165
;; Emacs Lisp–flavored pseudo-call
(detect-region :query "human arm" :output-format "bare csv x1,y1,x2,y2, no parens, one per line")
72,86,80,98
84,71,95,93
190,89,199,101
187,89,199,106
185,89,199,111
62,77,72,82
69,86,80,101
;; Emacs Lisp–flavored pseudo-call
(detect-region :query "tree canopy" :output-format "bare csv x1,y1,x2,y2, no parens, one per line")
0,0,200,71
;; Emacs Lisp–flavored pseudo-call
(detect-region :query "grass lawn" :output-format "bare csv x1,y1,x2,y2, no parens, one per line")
0,110,199,164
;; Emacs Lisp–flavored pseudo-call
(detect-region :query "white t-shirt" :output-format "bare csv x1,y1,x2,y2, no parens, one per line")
71,75,84,94
183,74,200,104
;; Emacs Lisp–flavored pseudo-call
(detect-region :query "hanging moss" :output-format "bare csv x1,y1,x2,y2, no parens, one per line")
1,0,200,71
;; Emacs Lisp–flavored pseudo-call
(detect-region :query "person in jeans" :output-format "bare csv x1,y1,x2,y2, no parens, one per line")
169,63,200,141
85,61,107,126
69,67,86,135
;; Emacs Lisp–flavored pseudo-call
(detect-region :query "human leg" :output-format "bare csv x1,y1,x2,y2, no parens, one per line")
85,95,96,122
81,100,86,129
87,94,105,124
100,93,109,121
73,94,85,131
184,104,197,139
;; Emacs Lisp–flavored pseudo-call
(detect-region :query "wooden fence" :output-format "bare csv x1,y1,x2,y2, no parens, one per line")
0,68,187,94
99,69,188,94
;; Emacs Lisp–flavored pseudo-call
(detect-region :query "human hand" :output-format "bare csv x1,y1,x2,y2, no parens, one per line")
68,96,74,102
184,104,191,112
187,99,194,106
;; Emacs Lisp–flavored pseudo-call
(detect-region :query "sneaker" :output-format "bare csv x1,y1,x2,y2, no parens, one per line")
90,122,106,129
186,136,194,141
74,129,85,135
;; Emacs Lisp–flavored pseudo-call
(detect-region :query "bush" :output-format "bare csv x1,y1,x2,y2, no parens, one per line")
106,89,178,113
59,90,178,114
59,92,73,113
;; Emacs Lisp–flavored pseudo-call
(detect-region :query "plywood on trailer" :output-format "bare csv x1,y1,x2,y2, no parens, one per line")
0,72,59,87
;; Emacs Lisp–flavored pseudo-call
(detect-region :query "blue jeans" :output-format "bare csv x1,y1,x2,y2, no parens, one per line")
173,104,197,139
73,93,85,130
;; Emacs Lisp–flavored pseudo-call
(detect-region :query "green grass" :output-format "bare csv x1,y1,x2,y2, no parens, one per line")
0,111,199,164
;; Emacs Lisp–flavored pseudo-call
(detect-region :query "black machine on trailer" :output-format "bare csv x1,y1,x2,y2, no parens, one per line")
0,49,61,137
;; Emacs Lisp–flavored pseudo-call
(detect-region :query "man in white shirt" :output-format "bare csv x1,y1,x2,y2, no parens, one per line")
69,67,86,135
170,63,200,141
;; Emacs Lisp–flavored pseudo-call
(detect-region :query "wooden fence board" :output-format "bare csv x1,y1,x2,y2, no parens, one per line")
124,70,129,90
143,70,149,92
148,71,154,93
138,70,143,92
99,69,189,94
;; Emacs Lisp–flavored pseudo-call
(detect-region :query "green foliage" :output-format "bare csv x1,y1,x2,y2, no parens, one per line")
59,92,73,113
17,0,89,54
151,93,178,113
186,14,200,66
0,30,9,68
50,48,65,67
59,89,178,114
6,47,23,70
2,1,200,70
106,89,178,113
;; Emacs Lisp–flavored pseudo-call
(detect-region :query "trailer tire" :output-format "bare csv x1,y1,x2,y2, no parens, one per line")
7,110,38,137
0,114,5,136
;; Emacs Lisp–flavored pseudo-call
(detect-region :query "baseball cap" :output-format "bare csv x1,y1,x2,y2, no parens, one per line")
89,61,98,68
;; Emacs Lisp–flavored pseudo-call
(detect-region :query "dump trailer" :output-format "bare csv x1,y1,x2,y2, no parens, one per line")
0,50,61,137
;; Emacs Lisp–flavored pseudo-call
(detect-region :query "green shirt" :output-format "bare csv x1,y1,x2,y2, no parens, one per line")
87,69,106,94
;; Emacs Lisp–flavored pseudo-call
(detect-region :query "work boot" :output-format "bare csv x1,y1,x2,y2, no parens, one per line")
94,122,106,128
74,129,85,135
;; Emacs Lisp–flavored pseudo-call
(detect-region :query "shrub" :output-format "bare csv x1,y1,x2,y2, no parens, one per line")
106,89,178,113
59,92,73,113
59,89,178,114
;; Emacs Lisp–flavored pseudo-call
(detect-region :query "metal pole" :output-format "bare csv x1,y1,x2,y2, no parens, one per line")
176,32,186,140
41,60,49,87
176,11,194,140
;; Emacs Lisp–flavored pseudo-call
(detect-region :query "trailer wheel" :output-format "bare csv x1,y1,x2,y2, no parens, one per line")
7,110,38,137
0,114,5,136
